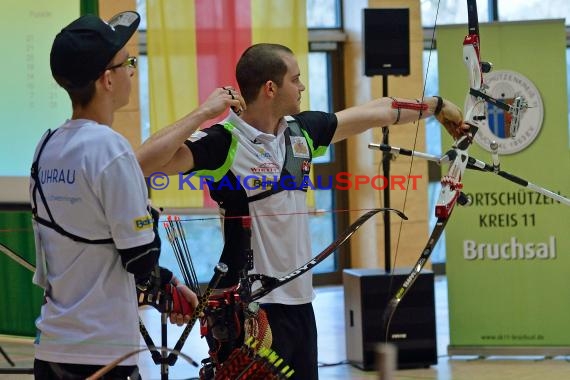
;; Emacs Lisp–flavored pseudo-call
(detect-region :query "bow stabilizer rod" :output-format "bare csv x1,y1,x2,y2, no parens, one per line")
369,142,570,206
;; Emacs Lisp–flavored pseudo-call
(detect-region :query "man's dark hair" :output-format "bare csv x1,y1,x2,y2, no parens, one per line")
53,76,97,107
236,43,294,104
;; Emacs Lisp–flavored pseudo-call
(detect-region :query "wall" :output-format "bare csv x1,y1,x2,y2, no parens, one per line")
100,0,141,147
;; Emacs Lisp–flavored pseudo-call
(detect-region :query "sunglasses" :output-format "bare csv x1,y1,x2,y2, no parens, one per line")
106,56,137,70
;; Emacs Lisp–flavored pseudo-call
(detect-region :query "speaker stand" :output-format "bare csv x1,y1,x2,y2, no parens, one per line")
381,74,392,273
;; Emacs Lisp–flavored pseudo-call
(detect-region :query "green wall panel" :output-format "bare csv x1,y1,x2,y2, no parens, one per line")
0,211,43,337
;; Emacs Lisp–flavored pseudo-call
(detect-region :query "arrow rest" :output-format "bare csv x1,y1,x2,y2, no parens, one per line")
481,61,492,73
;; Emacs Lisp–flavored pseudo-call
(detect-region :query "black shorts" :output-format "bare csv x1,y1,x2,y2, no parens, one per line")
261,302,318,380
34,358,140,380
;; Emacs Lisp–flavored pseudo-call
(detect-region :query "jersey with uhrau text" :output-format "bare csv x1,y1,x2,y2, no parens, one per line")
30,119,154,365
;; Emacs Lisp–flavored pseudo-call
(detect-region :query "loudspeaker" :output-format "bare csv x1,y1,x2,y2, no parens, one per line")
363,8,410,76
343,268,437,370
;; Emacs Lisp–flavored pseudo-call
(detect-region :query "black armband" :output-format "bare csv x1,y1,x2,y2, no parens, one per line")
158,266,174,286
433,96,444,116
118,231,161,280
389,97,401,124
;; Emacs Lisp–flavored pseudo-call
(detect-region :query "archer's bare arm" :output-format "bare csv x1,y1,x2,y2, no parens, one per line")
331,96,466,143
136,87,246,176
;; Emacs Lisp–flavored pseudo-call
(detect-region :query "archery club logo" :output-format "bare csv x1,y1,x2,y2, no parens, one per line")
468,70,544,155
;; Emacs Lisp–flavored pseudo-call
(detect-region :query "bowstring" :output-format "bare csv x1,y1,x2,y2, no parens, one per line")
0,207,391,235
384,0,441,341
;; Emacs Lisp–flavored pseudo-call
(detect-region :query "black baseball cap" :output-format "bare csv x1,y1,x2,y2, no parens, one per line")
50,11,140,88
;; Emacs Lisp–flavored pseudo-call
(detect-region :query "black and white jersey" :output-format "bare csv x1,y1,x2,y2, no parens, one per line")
186,111,337,304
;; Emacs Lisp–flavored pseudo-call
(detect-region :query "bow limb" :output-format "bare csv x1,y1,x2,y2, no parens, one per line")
249,208,408,302
381,130,476,334
382,217,449,334
0,242,35,273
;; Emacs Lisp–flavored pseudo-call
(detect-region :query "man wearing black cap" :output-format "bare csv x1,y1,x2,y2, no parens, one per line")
30,11,244,379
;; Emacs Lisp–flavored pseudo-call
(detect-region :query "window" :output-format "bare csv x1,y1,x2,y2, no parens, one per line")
306,2,347,282
498,0,570,24
307,0,341,28
307,51,335,274
420,0,489,27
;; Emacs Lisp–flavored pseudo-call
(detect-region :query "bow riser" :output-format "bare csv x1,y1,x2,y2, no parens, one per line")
463,35,483,90
435,133,475,218
463,42,486,127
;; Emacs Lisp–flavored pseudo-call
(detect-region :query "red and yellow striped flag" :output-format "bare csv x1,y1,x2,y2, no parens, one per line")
147,0,308,209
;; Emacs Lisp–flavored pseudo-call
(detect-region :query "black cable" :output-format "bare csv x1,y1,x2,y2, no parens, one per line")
317,359,349,367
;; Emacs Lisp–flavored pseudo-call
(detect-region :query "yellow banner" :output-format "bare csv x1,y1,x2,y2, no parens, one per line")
147,0,309,209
